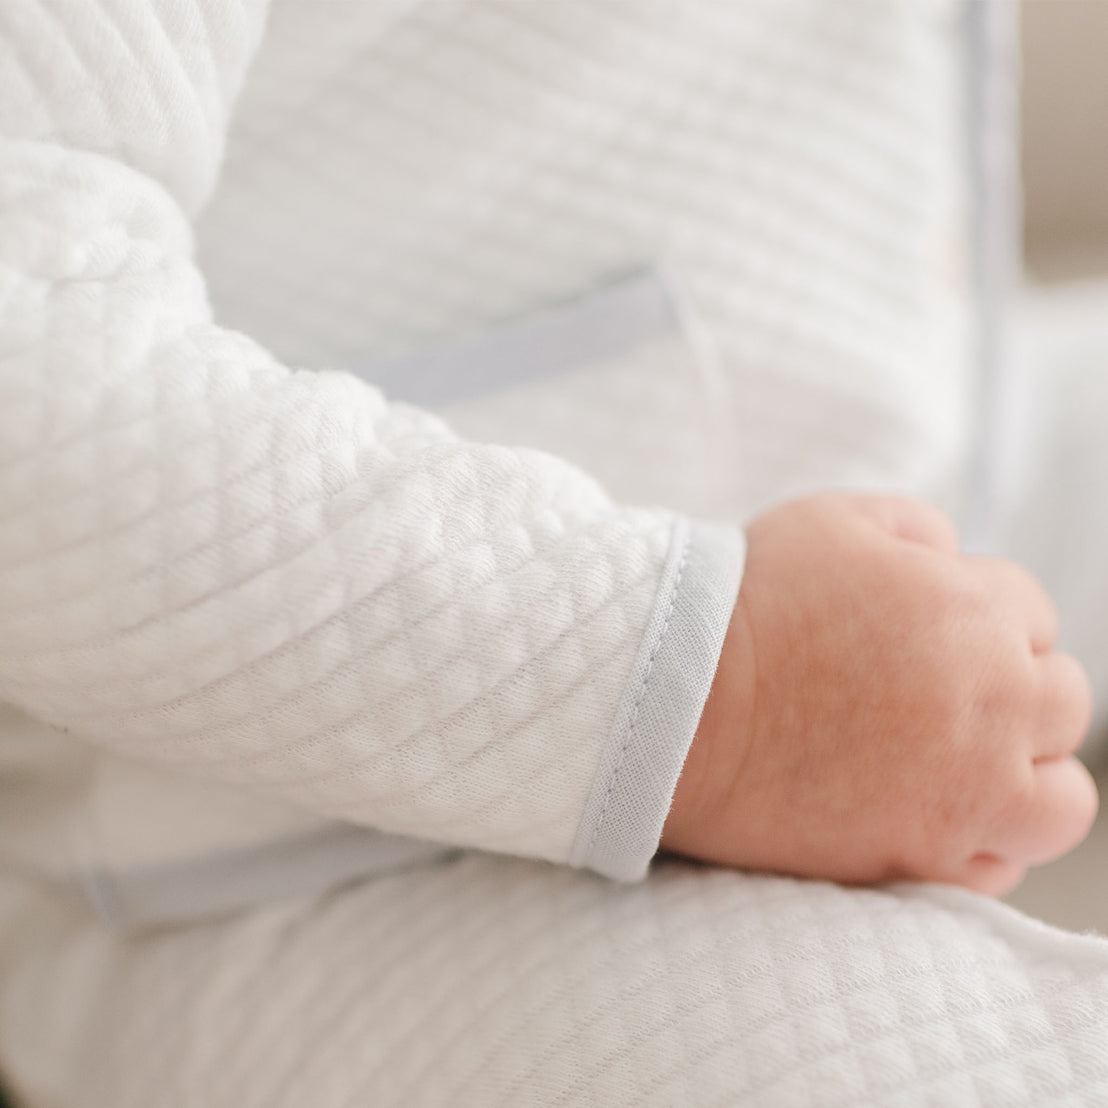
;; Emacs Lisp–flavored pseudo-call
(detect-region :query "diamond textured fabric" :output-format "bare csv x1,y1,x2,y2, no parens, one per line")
199,0,972,516
0,0,963,892
2,858,1108,1106
0,0,747,880
4,1,1108,1105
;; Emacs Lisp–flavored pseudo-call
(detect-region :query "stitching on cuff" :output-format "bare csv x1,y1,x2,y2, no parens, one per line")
583,532,692,861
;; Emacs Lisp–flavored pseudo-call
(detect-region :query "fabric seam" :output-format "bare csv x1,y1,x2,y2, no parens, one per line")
583,531,691,860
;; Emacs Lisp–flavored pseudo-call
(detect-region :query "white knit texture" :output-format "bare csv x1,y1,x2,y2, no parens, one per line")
7,3,1103,1107
199,0,972,519
0,0,740,872
3,858,1108,1107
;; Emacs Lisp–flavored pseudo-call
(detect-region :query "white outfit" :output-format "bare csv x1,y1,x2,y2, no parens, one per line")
2,1,1108,1105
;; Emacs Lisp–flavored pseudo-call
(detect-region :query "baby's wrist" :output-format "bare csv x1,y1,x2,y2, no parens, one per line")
661,595,757,859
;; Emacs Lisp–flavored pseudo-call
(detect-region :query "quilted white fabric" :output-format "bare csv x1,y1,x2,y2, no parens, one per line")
0,0,745,890
2,857,1108,1107
0,0,972,911
6,0,1108,1105
199,0,972,518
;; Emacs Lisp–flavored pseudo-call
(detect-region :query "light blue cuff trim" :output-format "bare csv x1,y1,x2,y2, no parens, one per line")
358,269,680,407
570,519,745,881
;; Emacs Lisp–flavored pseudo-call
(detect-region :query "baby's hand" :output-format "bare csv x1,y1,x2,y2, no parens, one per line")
662,494,1098,895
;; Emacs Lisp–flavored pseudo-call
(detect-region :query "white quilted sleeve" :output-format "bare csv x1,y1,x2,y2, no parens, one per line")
0,1,742,878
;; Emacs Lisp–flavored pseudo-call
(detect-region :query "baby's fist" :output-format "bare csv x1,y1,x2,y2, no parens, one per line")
662,493,1097,895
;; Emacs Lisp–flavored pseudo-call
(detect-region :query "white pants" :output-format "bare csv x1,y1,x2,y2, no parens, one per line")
2,853,1108,1107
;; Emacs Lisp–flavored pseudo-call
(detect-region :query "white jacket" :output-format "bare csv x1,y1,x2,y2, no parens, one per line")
0,0,969,927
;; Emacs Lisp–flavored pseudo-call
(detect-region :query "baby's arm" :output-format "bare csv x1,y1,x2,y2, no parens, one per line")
663,494,1098,895
0,1,739,879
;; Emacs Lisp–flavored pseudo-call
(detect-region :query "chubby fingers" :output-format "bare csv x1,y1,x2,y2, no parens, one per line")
961,556,1060,655
945,756,1097,895
951,853,1027,897
944,646,1094,891
988,756,1099,868
1032,650,1095,761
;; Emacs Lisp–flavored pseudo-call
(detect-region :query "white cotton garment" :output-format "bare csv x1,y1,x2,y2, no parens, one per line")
0,0,972,923
3,856,1108,1107
11,6,1108,1108
0,0,749,915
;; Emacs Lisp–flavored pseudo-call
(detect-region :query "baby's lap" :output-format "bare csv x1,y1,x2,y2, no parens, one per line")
4,856,1108,1107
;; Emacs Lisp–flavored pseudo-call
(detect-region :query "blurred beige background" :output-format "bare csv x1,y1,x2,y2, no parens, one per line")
1003,1,1108,932
1023,0,1108,279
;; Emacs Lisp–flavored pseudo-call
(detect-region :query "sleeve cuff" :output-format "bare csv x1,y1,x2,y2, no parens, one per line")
570,518,745,881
